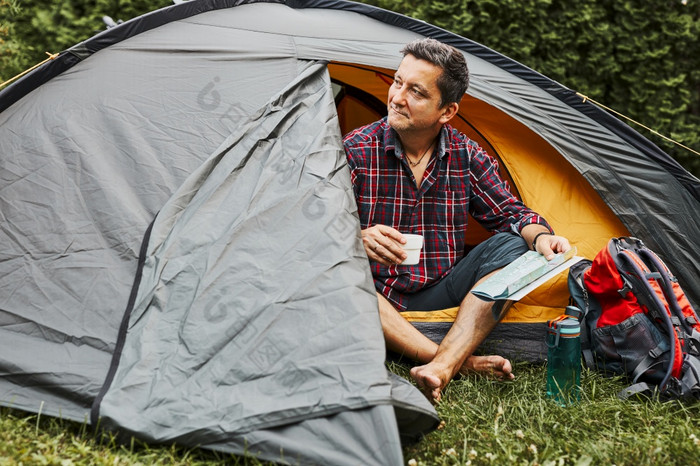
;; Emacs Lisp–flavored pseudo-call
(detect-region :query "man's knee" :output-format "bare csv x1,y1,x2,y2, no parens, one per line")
469,233,528,282
491,299,513,321
486,232,528,256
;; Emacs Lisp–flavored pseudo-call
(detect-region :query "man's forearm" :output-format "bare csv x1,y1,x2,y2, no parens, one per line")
520,223,552,251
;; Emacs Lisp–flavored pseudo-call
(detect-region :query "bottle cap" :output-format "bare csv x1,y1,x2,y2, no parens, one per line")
552,318,580,334
547,315,580,347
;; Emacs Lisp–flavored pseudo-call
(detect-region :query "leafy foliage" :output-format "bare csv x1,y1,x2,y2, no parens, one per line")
367,0,700,176
0,0,29,80
0,0,171,82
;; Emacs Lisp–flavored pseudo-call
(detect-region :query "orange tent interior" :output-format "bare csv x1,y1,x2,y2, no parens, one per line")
329,62,629,325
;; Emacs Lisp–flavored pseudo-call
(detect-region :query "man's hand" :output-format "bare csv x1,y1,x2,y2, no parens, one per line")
535,234,571,260
361,225,407,266
522,224,571,261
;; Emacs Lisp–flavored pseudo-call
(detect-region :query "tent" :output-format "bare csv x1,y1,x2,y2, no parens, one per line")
1,0,698,463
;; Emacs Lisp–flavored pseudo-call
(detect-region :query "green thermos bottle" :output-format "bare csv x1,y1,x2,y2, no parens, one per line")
546,307,582,406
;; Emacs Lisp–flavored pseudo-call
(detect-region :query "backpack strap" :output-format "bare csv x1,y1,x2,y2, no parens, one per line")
688,329,700,356
638,247,700,336
629,352,667,384
677,354,700,400
618,381,654,400
637,244,700,362
614,244,679,389
614,344,670,400
567,259,596,369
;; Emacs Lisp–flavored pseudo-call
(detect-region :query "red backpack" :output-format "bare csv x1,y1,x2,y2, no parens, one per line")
568,237,700,400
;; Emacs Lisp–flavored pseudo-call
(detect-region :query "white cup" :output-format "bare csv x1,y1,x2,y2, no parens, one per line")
400,234,424,265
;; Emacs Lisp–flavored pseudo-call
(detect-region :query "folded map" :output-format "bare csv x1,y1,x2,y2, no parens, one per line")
471,247,582,301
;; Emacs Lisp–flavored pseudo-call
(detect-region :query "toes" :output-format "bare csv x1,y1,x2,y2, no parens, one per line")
410,366,444,402
462,355,514,379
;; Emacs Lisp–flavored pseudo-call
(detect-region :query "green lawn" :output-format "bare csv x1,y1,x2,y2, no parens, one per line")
1,362,699,465
399,362,700,465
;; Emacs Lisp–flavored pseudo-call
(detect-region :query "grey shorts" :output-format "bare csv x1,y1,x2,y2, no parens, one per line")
404,232,528,311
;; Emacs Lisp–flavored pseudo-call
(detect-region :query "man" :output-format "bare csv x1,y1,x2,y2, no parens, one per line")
343,38,571,402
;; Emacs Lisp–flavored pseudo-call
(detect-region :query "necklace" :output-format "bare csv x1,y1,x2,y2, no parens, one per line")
407,142,434,167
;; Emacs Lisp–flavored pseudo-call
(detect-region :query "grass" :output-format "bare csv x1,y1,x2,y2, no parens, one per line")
1,363,699,465
398,361,700,465
0,408,266,465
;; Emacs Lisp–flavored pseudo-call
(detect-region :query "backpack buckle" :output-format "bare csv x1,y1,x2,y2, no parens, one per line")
618,283,632,298
687,330,700,355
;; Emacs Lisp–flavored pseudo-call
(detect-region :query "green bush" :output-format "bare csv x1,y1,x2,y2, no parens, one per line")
0,0,171,82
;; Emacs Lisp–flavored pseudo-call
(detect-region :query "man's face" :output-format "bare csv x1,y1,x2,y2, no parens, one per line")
387,54,453,136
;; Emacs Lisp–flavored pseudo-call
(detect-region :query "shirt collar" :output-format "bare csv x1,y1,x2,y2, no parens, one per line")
382,118,451,161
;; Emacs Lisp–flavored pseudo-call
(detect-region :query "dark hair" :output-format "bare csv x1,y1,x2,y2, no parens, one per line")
401,38,469,107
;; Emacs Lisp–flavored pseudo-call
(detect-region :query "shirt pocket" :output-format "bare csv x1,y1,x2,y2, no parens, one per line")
370,195,404,229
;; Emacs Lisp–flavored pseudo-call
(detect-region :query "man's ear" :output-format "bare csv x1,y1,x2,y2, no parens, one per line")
438,102,459,124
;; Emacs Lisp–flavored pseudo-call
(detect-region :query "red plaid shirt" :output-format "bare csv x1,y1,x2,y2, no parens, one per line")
344,118,551,311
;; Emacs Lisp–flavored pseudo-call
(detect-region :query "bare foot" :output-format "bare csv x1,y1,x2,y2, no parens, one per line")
460,355,514,380
410,363,449,403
